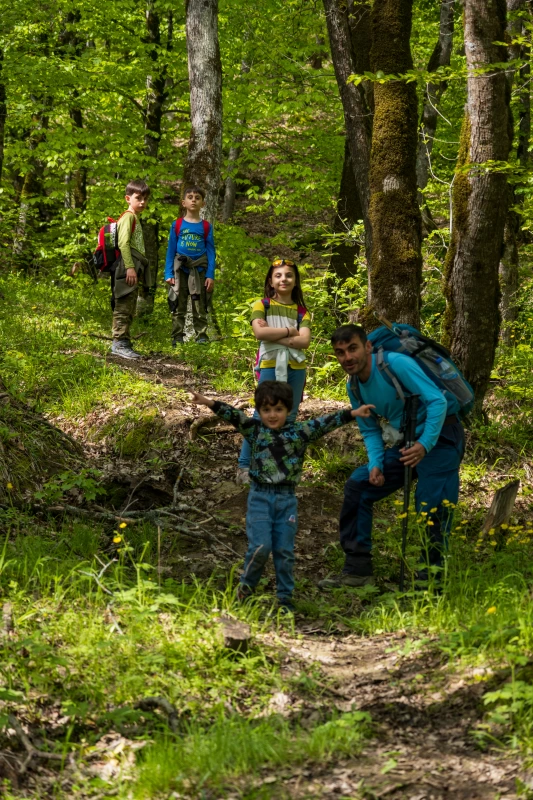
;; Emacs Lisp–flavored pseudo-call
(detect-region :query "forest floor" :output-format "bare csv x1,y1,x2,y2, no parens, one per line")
1,344,531,799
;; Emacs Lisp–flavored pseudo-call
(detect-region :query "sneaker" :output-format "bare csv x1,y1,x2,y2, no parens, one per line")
237,584,254,603
235,468,250,486
318,573,375,590
196,336,209,344
172,335,185,346
111,340,142,359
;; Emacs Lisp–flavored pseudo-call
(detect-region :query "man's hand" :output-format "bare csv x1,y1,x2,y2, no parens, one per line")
369,467,385,487
205,278,214,293
166,277,175,285
399,441,426,468
189,391,215,409
126,268,138,286
351,404,375,419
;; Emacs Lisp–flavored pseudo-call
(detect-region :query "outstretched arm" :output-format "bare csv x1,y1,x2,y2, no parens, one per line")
189,393,257,440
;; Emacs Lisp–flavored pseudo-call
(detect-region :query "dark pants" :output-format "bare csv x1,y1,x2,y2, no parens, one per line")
340,422,465,576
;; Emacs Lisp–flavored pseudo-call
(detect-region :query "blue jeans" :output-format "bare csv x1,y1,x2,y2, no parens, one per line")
241,483,298,602
238,366,306,468
340,421,465,575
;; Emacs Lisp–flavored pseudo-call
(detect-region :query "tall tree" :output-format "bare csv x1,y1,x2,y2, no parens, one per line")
323,0,372,260
367,0,422,326
184,0,223,223
444,0,511,411
222,57,250,223
330,0,372,280
416,0,455,234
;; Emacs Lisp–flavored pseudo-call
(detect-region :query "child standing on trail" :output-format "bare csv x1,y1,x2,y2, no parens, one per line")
165,186,216,346
237,258,311,485
111,180,153,360
191,381,374,612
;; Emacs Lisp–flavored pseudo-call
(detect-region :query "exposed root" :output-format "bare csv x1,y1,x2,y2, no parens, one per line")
7,714,71,774
135,697,179,733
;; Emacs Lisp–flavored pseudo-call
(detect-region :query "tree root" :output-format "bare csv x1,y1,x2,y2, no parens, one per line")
47,503,241,558
7,714,71,774
135,697,179,733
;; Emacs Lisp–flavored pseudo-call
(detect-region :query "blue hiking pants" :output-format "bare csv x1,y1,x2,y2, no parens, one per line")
241,483,298,602
238,366,306,469
340,421,465,575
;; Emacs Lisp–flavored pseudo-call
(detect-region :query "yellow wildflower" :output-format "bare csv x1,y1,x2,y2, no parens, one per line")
6,482,13,490
113,535,122,544
119,522,127,529
486,606,497,614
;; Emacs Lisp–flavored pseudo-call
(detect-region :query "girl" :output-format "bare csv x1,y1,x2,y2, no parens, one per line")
237,258,311,483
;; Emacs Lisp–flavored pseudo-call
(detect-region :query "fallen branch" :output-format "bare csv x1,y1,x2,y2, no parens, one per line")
135,697,179,733
8,714,69,774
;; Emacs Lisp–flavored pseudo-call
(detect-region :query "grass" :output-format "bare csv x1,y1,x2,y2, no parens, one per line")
2,268,533,794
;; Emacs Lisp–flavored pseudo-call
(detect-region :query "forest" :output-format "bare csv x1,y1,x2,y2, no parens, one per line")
1,0,533,796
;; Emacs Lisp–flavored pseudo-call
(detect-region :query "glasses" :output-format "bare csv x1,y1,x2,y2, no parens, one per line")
272,258,295,267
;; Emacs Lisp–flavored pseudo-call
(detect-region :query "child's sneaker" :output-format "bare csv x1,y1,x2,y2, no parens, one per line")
172,335,185,347
111,340,142,359
278,599,295,614
196,336,209,344
235,468,250,485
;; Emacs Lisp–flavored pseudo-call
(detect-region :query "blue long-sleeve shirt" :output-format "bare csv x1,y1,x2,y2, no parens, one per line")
164,219,216,281
347,352,448,473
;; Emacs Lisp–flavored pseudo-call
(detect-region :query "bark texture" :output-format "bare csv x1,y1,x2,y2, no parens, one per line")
184,0,223,224
367,0,422,326
444,0,511,411
416,0,455,233
323,0,372,259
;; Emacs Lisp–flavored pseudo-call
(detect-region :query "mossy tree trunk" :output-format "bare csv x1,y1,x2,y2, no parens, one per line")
444,0,511,412
323,0,372,261
416,0,455,235
367,0,422,326
184,0,222,224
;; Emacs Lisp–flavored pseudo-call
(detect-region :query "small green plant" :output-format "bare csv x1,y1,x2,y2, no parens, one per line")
34,468,106,504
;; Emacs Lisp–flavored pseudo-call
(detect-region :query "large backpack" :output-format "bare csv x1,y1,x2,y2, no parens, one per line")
175,217,210,242
350,322,474,418
93,210,136,274
254,297,307,380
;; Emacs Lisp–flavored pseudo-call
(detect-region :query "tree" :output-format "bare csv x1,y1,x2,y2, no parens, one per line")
367,0,422,326
184,0,223,223
416,0,455,234
322,0,372,260
444,0,511,411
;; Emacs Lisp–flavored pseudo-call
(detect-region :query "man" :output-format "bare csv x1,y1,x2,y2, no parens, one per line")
319,324,465,589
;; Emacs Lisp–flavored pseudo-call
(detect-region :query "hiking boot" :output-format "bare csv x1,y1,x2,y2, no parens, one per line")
278,599,295,614
235,467,250,486
237,584,254,603
172,335,185,347
196,336,209,344
111,340,142,359
318,573,375,590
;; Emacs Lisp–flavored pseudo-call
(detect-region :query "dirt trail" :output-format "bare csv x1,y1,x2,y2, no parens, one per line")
250,629,526,799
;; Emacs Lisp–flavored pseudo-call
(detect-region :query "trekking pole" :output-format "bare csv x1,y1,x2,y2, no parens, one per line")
399,394,420,592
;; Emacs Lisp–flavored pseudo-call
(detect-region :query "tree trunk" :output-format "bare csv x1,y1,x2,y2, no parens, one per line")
444,0,511,412
70,103,87,210
0,50,6,184
323,0,372,261
222,59,250,224
367,0,422,326
416,0,455,234
138,3,171,318
184,0,223,224
330,140,362,280
499,0,528,342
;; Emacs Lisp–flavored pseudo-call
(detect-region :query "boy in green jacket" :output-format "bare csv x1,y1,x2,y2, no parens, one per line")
111,180,153,359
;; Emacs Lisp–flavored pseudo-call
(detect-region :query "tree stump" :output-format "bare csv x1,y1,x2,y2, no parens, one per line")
481,479,520,534
217,614,251,654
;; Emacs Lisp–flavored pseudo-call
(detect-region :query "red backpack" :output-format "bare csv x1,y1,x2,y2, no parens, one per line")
175,217,210,241
254,297,307,379
93,210,136,273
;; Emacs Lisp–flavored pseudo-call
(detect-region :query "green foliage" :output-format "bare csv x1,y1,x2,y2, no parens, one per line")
34,468,105,503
